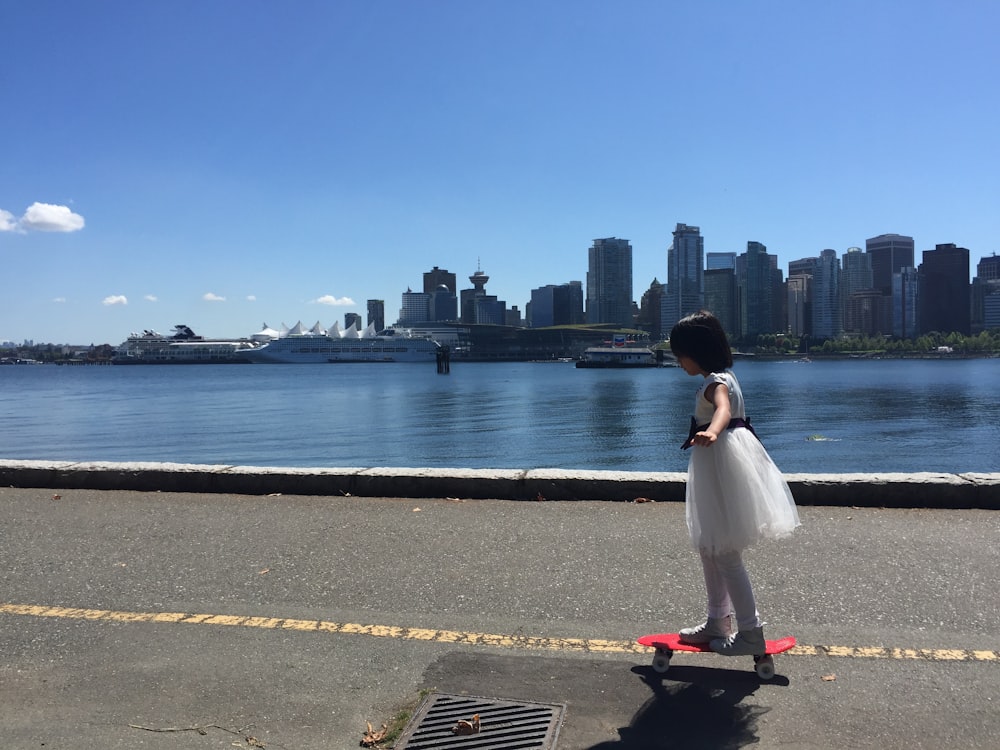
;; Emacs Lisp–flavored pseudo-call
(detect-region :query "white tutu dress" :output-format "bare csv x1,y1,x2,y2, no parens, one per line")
686,370,800,555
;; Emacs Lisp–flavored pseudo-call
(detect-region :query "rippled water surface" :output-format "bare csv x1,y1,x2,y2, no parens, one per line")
1,358,997,473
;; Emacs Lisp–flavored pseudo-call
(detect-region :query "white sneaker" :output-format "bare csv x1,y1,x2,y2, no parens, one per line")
711,626,766,656
678,614,734,645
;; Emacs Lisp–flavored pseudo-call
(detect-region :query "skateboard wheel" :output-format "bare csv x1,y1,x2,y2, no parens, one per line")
651,647,672,674
754,655,775,680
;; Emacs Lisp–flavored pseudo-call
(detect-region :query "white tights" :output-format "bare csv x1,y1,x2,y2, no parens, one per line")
699,549,761,631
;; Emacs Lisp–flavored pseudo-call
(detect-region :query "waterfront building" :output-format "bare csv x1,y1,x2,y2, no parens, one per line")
812,249,842,339
867,233,915,296
428,285,457,322
977,253,1000,281
423,266,456,295
971,254,1000,333
984,291,1000,331
919,243,970,335
840,247,874,335
530,282,584,328
736,241,783,341
423,266,458,322
460,264,508,325
847,289,892,337
662,223,704,328
344,312,362,331
398,288,431,326
367,299,385,332
636,279,664,340
586,237,633,327
704,268,737,338
892,267,920,339
471,296,507,325
786,274,810,338
787,257,816,337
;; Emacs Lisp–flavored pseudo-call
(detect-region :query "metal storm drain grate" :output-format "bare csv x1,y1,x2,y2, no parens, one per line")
393,693,565,749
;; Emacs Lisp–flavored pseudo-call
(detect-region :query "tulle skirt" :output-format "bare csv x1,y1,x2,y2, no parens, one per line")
686,428,800,555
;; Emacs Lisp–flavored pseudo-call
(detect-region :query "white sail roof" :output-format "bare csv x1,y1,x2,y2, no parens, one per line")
252,323,281,342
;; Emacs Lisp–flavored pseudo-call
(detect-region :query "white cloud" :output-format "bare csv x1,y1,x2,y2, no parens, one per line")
203,292,226,302
314,295,356,306
53,297,67,303
0,209,17,232
144,294,158,302
102,295,128,306
246,295,257,301
16,202,85,233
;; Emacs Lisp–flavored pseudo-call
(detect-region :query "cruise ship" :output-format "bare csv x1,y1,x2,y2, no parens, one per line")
243,321,442,364
112,325,257,364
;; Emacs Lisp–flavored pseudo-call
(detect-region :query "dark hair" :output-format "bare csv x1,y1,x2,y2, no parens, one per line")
669,311,733,372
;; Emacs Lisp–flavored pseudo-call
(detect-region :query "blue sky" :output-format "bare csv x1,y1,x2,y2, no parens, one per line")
2,0,997,345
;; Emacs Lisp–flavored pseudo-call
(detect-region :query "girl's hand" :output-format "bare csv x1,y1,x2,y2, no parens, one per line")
693,430,718,447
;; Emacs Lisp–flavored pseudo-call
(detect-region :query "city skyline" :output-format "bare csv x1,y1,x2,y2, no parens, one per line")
2,1,998,345
3,227,996,346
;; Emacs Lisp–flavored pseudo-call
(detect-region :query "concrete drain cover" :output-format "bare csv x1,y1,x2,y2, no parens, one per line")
394,692,565,749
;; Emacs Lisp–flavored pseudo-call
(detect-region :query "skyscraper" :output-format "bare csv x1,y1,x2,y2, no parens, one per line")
918,243,970,335
707,252,737,271
737,241,783,340
867,234,914,296
530,282,584,328
893,267,919,339
398,288,430,325
367,299,385,332
586,238,633,326
423,266,456,295
704,268,737,337
662,223,704,328
841,247,874,335
637,279,665,339
423,266,458,322
787,257,816,339
786,275,809,337
972,254,1000,333
812,249,842,339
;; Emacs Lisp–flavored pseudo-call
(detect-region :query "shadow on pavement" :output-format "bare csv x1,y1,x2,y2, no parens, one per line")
585,664,784,749
419,651,789,749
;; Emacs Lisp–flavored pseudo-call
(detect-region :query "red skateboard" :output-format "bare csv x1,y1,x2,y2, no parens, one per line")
637,632,796,680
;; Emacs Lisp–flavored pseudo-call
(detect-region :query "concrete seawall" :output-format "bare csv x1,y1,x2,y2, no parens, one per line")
1,460,998,509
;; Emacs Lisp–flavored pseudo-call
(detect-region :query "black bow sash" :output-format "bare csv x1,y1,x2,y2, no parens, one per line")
681,416,761,450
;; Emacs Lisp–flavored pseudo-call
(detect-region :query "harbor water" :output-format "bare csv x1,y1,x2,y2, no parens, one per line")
1,358,997,475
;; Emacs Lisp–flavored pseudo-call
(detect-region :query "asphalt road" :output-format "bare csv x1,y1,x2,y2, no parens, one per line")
1,487,997,749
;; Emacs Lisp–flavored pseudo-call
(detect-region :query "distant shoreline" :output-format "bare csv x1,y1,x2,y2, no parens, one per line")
4,352,1000,365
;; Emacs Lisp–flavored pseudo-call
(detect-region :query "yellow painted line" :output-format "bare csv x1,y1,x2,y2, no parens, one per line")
2,602,996,663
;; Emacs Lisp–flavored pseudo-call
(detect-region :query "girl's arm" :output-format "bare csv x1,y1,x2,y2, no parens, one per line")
692,381,731,447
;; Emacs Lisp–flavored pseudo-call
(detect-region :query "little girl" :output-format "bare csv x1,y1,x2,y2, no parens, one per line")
669,311,800,656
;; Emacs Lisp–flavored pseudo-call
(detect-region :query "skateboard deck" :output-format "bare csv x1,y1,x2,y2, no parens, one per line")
637,632,796,679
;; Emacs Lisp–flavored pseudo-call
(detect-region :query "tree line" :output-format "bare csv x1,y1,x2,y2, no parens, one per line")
748,329,1000,355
